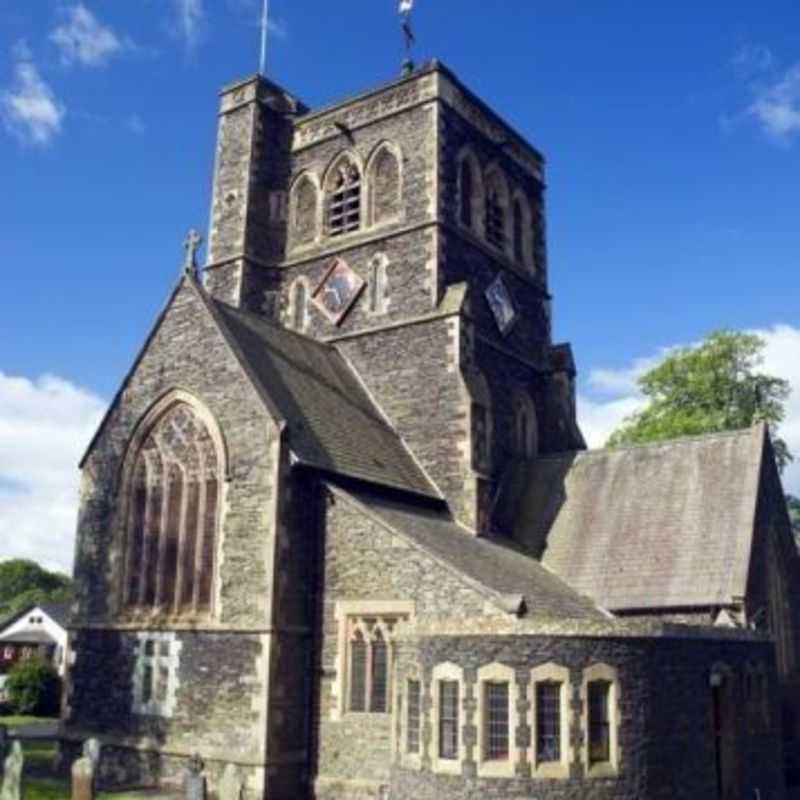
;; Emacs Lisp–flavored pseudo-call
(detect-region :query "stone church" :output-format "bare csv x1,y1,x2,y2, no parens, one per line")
64,61,800,800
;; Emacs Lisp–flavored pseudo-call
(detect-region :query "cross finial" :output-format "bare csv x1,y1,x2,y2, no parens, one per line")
183,229,203,275
399,0,416,75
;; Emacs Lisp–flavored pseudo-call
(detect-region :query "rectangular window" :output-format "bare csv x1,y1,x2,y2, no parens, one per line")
348,637,367,712
588,681,611,764
439,680,460,760
536,682,562,763
407,680,421,755
484,682,510,761
370,634,388,712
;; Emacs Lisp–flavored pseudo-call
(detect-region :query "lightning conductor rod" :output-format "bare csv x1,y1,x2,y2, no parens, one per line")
259,0,269,76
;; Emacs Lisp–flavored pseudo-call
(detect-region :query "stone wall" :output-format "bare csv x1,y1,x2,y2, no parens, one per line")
390,632,786,800
312,487,504,799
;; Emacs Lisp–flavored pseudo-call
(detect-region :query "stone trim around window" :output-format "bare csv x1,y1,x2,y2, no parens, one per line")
476,662,520,778
529,663,573,779
580,663,621,778
132,631,182,718
332,600,414,722
431,662,466,776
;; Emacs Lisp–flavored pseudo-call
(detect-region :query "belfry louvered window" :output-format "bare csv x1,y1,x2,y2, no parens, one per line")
346,615,405,713
124,402,220,616
486,188,506,250
328,160,361,236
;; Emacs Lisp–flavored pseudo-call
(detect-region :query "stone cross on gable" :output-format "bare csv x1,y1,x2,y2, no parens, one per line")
183,229,204,275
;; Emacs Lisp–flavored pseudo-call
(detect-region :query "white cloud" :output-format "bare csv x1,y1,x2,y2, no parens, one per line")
1,44,66,146
577,325,800,496
50,4,124,67
734,43,774,76
174,0,206,50
749,65,800,140
0,373,105,573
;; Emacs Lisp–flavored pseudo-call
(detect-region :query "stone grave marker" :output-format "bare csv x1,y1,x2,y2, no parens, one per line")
0,741,23,800
219,763,243,800
71,753,95,800
185,753,206,800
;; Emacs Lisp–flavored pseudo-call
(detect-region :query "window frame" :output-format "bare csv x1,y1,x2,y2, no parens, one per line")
580,663,620,778
529,663,572,778
333,600,414,721
324,153,364,239
288,171,320,250
476,662,519,778
431,662,465,775
366,141,404,228
132,631,182,717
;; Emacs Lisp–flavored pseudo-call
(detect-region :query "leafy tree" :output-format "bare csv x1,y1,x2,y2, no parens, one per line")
0,559,73,621
6,657,61,716
608,330,792,470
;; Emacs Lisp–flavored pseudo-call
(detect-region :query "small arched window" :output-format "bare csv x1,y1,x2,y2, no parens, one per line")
485,169,510,252
327,156,362,237
288,278,309,332
124,401,221,616
369,145,401,225
291,173,318,247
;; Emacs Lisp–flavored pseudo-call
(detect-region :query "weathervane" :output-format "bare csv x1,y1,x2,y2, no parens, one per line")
259,0,270,76
399,0,416,75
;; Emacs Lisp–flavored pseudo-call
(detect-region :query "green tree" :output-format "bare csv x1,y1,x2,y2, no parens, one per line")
0,559,72,620
788,495,800,545
5,657,61,716
608,330,792,470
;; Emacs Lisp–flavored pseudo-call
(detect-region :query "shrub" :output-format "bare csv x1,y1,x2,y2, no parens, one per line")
6,657,61,716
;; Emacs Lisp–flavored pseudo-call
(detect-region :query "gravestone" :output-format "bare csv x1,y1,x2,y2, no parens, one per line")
184,753,205,800
83,738,101,788
219,763,243,800
0,741,23,800
71,755,95,800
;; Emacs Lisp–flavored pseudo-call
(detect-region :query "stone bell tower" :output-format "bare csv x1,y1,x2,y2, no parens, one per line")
204,75,306,313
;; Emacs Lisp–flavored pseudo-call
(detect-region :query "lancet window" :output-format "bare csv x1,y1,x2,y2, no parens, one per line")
369,145,401,225
327,157,362,237
486,171,510,251
291,174,318,246
124,402,221,616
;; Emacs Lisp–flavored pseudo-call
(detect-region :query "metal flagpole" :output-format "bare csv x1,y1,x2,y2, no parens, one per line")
259,0,269,76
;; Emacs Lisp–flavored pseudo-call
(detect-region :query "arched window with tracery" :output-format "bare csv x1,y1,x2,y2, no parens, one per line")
291,173,318,247
486,169,510,252
369,145,401,226
326,155,362,237
123,401,221,616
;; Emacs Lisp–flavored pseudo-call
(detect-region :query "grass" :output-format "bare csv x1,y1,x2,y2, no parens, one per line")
0,715,59,728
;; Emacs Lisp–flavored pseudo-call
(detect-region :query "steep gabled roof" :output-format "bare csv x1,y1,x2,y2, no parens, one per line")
206,297,440,499
332,484,608,621
505,425,767,612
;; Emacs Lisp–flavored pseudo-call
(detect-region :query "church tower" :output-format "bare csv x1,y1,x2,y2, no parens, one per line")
203,62,583,532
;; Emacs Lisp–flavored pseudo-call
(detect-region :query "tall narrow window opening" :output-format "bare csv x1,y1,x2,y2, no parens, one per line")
291,174,318,246
535,682,562,763
370,628,389,712
407,679,421,755
588,680,611,764
348,630,367,712
484,682,510,761
513,199,524,262
369,146,401,225
290,280,309,331
439,681,460,760
459,159,474,228
327,159,361,237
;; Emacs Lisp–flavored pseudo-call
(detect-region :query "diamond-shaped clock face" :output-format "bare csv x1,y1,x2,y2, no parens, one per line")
485,274,517,336
312,258,365,325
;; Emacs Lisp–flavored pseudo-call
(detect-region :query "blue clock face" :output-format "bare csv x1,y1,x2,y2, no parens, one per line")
485,275,517,335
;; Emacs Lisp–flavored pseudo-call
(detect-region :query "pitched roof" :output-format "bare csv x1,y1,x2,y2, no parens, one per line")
332,484,608,621
0,602,70,634
207,297,440,499
504,426,766,612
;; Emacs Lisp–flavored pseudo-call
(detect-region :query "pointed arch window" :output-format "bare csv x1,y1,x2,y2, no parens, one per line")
369,146,401,226
486,171,510,252
124,401,221,616
327,157,362,237
460,159,474,228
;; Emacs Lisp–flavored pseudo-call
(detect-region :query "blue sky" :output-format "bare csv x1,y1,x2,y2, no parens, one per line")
1,1,799,571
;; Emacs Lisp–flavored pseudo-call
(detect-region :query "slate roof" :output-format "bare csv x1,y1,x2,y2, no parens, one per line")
207,295,440,499
505,426,767,612
333,484,609,621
